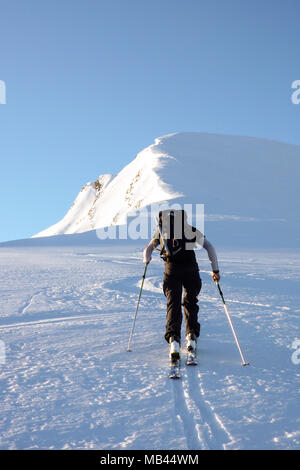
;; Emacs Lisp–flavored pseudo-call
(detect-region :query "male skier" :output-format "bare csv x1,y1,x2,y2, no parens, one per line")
143,210,220,362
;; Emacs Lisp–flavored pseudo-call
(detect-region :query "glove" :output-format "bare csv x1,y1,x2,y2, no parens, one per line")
143,246,152,264
211,270,220,282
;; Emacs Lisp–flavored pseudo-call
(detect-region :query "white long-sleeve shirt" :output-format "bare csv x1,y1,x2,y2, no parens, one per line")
143,227,219,272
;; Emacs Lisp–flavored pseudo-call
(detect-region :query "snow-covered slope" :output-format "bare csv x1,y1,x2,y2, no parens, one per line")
34,132,300,243
1,133,300,450
0,243,299,449
34,174,115,237
34,138,182,237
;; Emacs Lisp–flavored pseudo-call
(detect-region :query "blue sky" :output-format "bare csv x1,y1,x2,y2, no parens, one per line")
0,0,300,242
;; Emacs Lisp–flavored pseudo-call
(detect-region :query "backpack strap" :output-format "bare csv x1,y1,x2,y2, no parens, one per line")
155,218,171,262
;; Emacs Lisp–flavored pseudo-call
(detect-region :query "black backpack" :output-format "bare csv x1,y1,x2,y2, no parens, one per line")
157,210,196,261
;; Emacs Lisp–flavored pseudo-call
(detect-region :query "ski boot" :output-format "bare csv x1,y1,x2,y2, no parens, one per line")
169,336,181,362
169,336,181,379
186,332,197,352
186,333,198,366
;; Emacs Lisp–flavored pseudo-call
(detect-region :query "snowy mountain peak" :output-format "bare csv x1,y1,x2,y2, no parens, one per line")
34,174,115,237
33,132,300,240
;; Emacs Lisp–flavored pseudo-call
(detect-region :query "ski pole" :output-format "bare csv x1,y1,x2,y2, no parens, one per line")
127,263,148,352
215,280,249,366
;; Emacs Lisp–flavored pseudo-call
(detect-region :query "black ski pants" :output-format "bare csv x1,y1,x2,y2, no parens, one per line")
163,265,202,343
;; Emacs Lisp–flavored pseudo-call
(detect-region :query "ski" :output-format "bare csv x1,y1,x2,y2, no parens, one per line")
169,357,181,379
186,349,198,366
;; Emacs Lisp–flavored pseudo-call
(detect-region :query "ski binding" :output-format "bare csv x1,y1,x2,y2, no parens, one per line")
186,349,198,366
169,352,181,379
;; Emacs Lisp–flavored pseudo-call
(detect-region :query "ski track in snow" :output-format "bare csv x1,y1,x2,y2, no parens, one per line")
182,366,235,450
0,246,299,450
169,356,238,450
